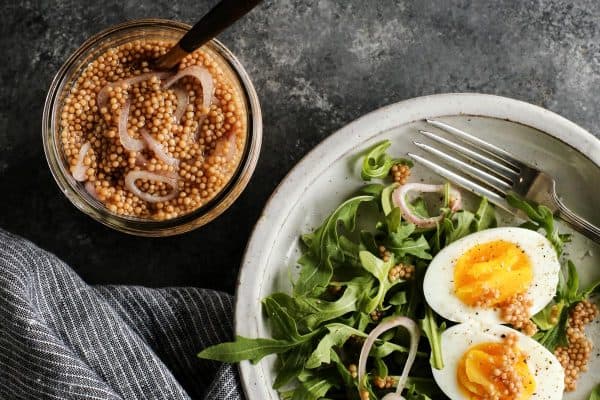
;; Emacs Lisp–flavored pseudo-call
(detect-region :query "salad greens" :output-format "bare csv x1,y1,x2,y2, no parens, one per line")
361,140,412,181
531,259,600,352
507,194,600,353
198,140,599,400
506,193,569,255
420,306,445,370
589,384,600,400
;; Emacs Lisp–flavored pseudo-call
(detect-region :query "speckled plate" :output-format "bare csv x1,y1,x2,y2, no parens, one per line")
235,93,600,400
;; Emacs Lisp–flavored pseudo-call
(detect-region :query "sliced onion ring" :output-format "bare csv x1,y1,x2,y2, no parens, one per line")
118,100,145,152
124,170,178,203
213,133,238,163
172,86,189,123
358,317,420,400
84,181,100,201
162,65,214,111
140,129,179,167
135,152,149,167
391,183,462,228
71,141,91,181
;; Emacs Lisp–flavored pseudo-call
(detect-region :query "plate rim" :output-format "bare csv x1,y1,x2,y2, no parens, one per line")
234,93,600,400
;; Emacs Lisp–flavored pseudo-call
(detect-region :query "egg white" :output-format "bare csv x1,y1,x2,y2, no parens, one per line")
432,322,565,400
423,227,560,325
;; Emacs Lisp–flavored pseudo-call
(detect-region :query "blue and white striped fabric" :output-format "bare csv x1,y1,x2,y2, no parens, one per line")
0,229,243,400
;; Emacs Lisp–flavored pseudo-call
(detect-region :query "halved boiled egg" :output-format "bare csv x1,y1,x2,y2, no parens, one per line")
432,323,564,400
423,227,560,325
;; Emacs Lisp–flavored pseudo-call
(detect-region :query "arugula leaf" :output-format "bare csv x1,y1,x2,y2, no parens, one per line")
384,221,431,260
581,277,600,299
197,336,297,363
533,306,569,352
408,197,430,219
273,342,310,389
305,324,362,369
381,183,399,215
301,278,373,330
556,259,600,302
472,197,497,231
420,306,445,369
294,195,374,296
386,222,416,245
374,357,388,379
430,220,443,254
589,384,600,400
404,263,426,319
361,140,411,181
388,291,407,306
360,231,379,255
362,140,394,180
506,193,567,255
338,235,360,266
291,375,337,400
355,312,371,332
534,260,600,349
359,183,385,197
405,377,446,399
564,260,580,303
263,297,301,341
389,235,432,260
369,341,411,358
404,384,433,400
443,211,475,244
531,300,564,331
359,251,399,313
330,350,355,388
359,251,392,281
386,207,402,233
265,292,316,334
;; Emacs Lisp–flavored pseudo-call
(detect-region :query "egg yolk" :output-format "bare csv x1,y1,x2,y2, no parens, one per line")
454,240,532,308
457,338,535,400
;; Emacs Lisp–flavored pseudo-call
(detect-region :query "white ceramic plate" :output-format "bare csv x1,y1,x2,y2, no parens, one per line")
235,93,600,400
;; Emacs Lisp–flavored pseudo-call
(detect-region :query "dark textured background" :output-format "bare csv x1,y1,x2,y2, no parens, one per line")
1,0,599,293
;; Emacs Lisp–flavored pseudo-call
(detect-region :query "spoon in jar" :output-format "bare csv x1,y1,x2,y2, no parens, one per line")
153,0,262,70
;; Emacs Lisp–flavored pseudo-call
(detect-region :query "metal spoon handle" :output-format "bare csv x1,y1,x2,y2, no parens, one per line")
155,0,262,70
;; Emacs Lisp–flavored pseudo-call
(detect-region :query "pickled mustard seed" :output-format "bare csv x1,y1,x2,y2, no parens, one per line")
391,162,411,185
554,300,599,391
61,39,246,220
499,293,538,337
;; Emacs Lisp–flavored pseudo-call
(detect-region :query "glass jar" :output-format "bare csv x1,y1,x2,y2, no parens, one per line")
42,19,262,236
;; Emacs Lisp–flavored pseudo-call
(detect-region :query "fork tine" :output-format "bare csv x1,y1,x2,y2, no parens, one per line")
426,119,526,171
414,141,513,192
408,152,510,211
418,129,518,181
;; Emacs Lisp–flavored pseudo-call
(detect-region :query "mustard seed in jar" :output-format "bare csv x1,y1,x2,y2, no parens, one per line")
60,39,247,221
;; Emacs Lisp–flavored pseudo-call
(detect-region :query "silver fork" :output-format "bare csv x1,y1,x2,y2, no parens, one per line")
408,119,600,243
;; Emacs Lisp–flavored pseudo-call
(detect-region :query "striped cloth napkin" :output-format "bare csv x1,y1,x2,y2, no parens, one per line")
0,229,243,400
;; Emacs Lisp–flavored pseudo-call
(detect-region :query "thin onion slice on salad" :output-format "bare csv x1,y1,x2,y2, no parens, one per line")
392,183,462,228
358,317,420,400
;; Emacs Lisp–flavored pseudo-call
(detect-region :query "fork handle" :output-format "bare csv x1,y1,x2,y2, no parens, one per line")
554,196,600,244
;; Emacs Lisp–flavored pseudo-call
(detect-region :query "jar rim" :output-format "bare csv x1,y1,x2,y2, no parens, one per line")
42,18,262,236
